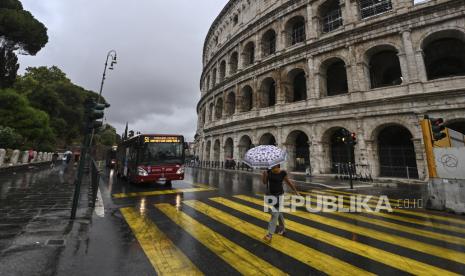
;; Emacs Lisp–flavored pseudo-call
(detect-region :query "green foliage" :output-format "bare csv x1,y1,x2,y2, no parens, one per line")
0,0,48,55
0,46,19,88
14,66,106,146
0,88,55,150
95,124,118,147
0,125,22,148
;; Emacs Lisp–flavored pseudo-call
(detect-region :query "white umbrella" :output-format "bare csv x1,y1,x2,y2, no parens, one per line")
243,145,287,169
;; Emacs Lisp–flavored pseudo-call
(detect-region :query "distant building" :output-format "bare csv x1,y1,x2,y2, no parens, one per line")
195,0,465,181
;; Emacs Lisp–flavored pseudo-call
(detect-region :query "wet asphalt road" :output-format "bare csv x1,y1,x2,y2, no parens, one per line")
2,166,465,275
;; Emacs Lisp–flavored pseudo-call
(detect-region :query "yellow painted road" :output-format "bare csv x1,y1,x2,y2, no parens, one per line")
113,187,215,199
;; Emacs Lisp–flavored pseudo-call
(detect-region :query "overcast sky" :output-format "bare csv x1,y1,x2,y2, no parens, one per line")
18,0,227,141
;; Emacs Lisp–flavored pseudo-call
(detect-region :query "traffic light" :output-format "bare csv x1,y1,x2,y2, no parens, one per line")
340,130,357,145
350,132,357,145
429,117,447,141
84,99,110,132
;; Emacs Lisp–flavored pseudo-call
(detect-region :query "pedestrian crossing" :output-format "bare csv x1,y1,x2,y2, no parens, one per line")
120,189,465,275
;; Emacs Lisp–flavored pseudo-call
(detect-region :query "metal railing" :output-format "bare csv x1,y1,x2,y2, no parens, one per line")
187,160,253,171
359,0,392,19
333,163,373,182
379,165,419,179
322,9,343,33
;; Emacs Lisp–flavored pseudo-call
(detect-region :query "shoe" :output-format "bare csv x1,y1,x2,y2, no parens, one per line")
277,227,286,235
263,234,272,242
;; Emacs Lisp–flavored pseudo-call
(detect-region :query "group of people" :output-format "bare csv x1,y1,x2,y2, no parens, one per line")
50,151,73,169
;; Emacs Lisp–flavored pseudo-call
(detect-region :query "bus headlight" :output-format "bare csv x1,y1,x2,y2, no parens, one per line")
176,167,184,175
138,167,149,176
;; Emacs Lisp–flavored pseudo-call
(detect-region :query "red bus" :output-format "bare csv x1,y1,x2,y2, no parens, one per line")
116,134,186,185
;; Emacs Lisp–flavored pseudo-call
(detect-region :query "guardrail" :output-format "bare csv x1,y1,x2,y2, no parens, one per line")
0,148,58,167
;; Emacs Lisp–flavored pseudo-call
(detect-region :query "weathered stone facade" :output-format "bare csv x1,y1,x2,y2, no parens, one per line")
196,0,465,181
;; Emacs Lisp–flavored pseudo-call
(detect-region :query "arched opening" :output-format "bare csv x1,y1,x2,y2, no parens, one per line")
219,60,227,81
229,52,239,74
205,140,211,161
286,16,306,46
329,128,355,173
368,47,402,89
359,0,392,19
215,98,223,120
224,138,234,160
319,0,343,33
262,29,277,57
208,102,214,122
225,92,236,116
213,140,221,161
377,125,418,179
259,77,276,108
323,58,348,96
287,69,307,102
259,133,277,146
286,131,310,172
422,31,465,80
239,135,253,159
240,86,253,112
445,120,465,135
243,42,255,66
212,68,217,87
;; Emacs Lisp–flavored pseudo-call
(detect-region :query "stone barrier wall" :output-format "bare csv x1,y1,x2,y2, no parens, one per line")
0,148,56,167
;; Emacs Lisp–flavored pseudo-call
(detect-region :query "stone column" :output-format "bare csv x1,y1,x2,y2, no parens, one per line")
401,30,419,82
306,4,318,40
364,140,378,178
310,140,325,175
307,56,318,100
21,151,28,164
219,136,225,162
344,0,359,27
415,50,428,82
233,135,240,162
10,150,20,165
275,70,285,105
252,77,259,110
0,149,5,167
398,52,410,84
412,138,427,180
284,143,295,172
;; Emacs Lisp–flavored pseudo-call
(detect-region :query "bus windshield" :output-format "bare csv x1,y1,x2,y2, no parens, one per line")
139,142,183,165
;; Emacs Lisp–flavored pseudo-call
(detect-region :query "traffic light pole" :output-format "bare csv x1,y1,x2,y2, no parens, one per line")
347,143,354,190
70,131,91,219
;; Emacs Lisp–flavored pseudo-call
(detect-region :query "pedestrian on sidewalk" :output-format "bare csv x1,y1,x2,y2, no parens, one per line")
51,152,59,168
263,164,299,242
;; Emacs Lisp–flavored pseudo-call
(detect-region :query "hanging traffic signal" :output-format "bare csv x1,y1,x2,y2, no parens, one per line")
84,99,110,132
350,132,357,145
429,117,447,141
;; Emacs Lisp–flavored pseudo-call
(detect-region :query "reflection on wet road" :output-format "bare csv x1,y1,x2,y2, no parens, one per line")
102,167,465,275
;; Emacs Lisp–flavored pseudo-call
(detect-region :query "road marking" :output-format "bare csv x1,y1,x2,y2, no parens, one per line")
211,197,459,276
155,203,286,276
236,195,465,265
94,188,105,217
120,207,202,275
322,189,465,226
113,187,214,199
296,192,465,246
306,190,465,234
183,200,373,276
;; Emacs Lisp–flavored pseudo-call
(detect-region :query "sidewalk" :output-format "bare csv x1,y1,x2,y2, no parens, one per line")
0,163,94,276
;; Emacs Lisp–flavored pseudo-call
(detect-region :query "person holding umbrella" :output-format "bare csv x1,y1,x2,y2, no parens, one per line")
243,145,300,242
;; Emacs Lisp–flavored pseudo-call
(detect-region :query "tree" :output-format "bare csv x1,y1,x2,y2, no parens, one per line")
0,0,48,87
0,88,55,150
0,126,22,148
96,125,118,146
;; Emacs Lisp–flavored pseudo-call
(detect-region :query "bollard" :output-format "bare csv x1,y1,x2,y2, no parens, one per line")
10,150,20,165
0,149,5,167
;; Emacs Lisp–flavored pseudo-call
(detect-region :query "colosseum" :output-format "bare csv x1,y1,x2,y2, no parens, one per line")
195,0,465,182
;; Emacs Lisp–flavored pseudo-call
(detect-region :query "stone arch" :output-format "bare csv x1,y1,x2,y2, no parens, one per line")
239,135,253,159
259,133,277,146
205,140,212,161
321,127,355,174
213,139,221,161
420,29,465,80
224,137,234,160
286,68,307,102
215,98,223,120
259,77,276,108
225,91,236,116
242,41,255,66
262,29,277,57
375,124,418,179
229,51,239,74
365,44,403,89
319,0,343,33
320,57,348,96
240,85,254,112
285,130,310,172
285,16,306,46
219,60,227,81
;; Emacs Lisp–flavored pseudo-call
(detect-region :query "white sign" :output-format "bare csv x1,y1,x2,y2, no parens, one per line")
434,147,465,180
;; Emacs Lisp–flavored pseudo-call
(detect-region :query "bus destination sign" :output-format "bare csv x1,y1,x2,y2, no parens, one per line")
144,136,181,143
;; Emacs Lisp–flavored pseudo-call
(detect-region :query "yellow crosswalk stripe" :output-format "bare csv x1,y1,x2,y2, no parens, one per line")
120,207,203,276
322,189,465,226
155,203,287,276
296,192,465,246
305,190,465,235
113,187,214,199
183,200,372,276
211,197,459,276
236,195,465,265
